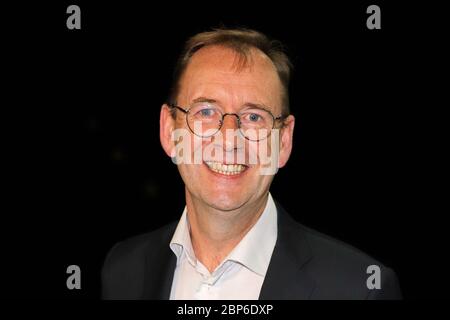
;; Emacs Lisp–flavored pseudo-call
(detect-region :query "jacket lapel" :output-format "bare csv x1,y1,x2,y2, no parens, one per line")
259,203,316,300
141,223,177,300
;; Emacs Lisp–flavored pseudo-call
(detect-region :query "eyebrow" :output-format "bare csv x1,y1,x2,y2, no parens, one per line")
242,102,271,111
192,97,218,104
191,97,271,111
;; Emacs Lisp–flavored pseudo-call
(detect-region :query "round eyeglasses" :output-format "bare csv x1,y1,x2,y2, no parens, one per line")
169,102,285,141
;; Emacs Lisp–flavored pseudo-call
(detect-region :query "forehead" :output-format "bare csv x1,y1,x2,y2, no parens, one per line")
178,45,282,109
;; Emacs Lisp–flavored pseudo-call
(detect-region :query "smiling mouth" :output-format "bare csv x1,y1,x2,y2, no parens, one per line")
204,161,248,176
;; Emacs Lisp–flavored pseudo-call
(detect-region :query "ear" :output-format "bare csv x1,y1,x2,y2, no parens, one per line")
160,104,176,158
278,115,295,168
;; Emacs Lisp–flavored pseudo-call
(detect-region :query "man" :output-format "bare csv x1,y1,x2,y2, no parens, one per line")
102,28,402,299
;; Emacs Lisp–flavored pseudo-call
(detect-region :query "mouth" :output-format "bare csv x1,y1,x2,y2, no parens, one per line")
204,161,248,176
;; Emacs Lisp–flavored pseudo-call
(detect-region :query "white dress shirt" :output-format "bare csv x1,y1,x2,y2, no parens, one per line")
169,193,278,300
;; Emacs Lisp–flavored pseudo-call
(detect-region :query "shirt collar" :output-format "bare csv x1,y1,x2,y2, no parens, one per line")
169,193,278,277
169,207,197,265
225,193,278,276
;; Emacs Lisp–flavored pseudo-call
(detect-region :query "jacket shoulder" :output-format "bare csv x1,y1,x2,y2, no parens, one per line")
300,223,382,268
101,222,177,299
295,222,402,299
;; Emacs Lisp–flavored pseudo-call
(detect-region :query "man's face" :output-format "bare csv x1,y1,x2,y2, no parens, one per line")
161,45,294,212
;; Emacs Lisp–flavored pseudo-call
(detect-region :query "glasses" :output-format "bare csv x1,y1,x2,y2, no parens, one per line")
169,101,285,141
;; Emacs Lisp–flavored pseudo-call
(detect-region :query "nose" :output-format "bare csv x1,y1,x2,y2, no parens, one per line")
220,113,239,131
215,113,243,152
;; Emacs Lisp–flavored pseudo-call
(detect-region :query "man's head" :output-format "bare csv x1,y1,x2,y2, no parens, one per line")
160,28,295,213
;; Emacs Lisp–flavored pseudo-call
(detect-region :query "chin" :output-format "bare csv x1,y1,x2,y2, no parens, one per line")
204,193,247,212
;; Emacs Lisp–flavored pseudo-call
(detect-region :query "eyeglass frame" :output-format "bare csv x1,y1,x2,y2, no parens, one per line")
168,102,287,141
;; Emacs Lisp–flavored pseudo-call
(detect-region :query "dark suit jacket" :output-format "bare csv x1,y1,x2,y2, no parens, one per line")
102,202,402,299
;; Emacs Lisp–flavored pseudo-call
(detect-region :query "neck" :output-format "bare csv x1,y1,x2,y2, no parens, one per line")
185,190,269,273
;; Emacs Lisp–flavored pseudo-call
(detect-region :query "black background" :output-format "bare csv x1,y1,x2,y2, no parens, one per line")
2,1,446,299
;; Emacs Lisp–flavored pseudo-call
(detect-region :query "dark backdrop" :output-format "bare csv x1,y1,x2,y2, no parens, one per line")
2,1,445,299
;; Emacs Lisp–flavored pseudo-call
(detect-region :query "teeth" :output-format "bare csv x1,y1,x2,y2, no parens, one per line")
205,161,246,175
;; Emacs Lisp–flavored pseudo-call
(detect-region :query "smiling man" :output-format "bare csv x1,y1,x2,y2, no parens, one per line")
101,28,402,300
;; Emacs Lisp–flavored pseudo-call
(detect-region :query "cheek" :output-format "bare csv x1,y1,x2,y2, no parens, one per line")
248,138,278,167
247,141,259,164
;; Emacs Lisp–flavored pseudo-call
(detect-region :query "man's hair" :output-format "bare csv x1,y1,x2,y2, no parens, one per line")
167,28,293,116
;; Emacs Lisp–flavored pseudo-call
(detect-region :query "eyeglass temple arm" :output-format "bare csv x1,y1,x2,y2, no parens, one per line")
275,114,287,120
168,104,188,114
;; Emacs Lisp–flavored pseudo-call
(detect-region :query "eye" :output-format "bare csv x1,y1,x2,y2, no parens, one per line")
194,108,216,118
247,113,262,122
200,109,214,117
240,109,271,128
